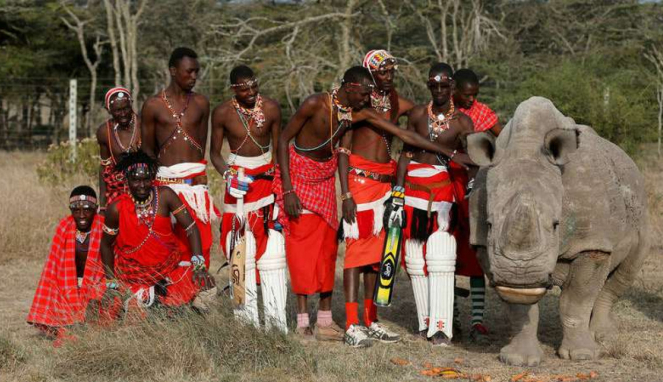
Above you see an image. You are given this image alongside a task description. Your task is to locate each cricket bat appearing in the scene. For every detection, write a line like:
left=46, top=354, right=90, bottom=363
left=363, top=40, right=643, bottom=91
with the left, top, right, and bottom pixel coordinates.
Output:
left=374, top=223, right=404, bottom=307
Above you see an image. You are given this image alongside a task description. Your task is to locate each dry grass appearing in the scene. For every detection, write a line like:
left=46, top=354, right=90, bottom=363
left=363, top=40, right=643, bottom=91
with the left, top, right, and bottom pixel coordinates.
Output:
left=0, top=148, right=662, bottom=382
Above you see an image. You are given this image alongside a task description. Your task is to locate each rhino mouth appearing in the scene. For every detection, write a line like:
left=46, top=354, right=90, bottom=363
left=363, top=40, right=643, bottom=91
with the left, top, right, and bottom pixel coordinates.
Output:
left=495, top=286, right=547, bottom=304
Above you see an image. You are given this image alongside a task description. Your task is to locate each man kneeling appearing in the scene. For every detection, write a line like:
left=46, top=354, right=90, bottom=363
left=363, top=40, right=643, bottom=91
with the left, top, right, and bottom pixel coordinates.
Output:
left=27, top=186, right=107, bottom=345
left=100, top=151, right=215, bottom=312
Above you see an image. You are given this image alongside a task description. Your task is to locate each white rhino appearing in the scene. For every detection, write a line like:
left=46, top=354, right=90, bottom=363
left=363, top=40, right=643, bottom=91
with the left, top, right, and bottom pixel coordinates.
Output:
left=468, top=97, right=649, bottom=366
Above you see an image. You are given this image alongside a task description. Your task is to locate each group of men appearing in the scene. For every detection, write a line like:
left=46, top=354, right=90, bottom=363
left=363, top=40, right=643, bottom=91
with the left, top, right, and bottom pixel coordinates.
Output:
left=28, top=47, right=502, bottom=349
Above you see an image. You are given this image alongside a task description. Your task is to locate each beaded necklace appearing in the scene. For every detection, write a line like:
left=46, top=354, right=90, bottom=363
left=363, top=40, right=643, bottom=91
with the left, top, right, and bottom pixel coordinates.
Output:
left=332, top=89, right=353, bottom=123
left=131, top=187, right=158, bottom=228
left=371, top=90, right=391, bottom=113
left=232, top=95, right=266, bottom=130
left=122, top=188, right=160, bottom=255
left=159, top=91, right=203, bottom=156
left=113, top=114, right=138, bottom=153
left=427, top=99, right=455, bottom=141
left=76, top=230, right=90, bottom=244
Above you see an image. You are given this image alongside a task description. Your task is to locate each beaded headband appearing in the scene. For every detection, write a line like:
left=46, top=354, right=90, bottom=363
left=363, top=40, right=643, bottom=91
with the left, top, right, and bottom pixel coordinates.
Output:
left=428, top=74, right=453, bottom=83
left=105, top=87, right=132, bottom=110
left=125, top=163, right=152, bottom=177
left=362, top=50, right=397, bottom=72
left=230, top=78, right=259, bottom=89
left=341, top=80, right=375, bottom=91
left=69, top=194, right=98, bottom=207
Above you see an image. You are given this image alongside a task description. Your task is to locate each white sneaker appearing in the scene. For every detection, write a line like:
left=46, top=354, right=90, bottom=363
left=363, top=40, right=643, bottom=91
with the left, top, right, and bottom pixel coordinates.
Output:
left=368, top=322, right=401, bottom=343
left=344, top=325, right=373, bottom=348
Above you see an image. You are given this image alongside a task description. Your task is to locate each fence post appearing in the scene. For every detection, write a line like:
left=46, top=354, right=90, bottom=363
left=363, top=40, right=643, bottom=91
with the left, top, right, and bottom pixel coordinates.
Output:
left=69, top=79, right=77, bottom=162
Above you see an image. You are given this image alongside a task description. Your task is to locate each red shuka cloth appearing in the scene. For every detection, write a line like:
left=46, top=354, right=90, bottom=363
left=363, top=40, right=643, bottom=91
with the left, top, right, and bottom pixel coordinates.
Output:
left=101, top=164, right=128, bottom=204
left=114, top=193, right=198, bottom=306
left=285, top=213, right=338, bottom=295
left=27, top=216, right=106, bottom=328
left=344, top=154, right=396, bottom=269
left=273, top=145, right=338, bottom=232
left=459, top=100, right=498, bottom=133
left=448, top=162, right=484, bottom=277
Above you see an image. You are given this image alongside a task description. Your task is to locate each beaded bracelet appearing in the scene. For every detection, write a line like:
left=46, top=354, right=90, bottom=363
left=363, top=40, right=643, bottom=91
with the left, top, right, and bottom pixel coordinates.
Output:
left=102, top=224, right=119, bottom=236
left=283, top=189, right=295, bottom=196
left=337, top=147, right=351, bottom=156
left=449, top=149, right=458, bottom=160
left=106, top=279, right=119, bottom=290
left=173, top=204, right=187, bottom=215
left=184, top=221, right=196, bottom=236
left=340, top=192, right=353, bottom=201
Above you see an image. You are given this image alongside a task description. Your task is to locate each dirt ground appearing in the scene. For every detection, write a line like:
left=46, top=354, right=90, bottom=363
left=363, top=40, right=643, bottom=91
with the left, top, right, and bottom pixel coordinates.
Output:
left=0, top=151, right=661, bottom=382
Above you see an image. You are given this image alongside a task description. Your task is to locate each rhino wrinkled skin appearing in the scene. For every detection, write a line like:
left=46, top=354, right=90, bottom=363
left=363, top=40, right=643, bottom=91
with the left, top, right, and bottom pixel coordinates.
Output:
left=468, top=97, right=649, bottom=366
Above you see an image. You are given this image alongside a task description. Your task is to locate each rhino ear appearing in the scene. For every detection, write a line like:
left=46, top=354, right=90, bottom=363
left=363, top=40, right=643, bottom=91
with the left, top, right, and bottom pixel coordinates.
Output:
left=468, top=132, right=496, bottom=166
left=544, top=128, right=578, bottom=165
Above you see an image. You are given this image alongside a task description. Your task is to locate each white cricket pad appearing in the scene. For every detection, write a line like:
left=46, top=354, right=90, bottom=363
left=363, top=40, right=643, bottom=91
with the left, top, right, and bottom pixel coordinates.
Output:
left=257, top=229, right=288, bottom=333
left=425, top=231, right=456, bottom=339
left=234, top=229, right=259, bottom=327
left=405, top=239, right=429, bottom=332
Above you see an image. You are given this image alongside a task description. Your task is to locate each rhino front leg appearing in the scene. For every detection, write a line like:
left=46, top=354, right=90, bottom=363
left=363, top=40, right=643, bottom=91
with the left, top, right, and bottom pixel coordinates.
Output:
left=500, top=303, right=543, bottom=366
left=558, top=251, right=610, bottom=360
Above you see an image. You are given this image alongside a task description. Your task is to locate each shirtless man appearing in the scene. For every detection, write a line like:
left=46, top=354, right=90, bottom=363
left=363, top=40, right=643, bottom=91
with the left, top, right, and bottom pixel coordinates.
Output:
left=141, top=47, right=219, bottom=267
left=210, top=65, right=287, bottom=332
left=274, top=66, right=461, bottom=343
left=394, top=63, right=475, bottom=346
left=97, top=87, right=142, bottom=209
left=337, top=50, right=414, bottom=346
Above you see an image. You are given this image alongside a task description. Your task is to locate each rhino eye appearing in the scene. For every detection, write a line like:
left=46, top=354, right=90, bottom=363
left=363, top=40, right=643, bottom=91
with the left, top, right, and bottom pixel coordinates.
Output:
left=553, top=220, right=560, bottom=230
left=486, top=220, right=492, bottom=230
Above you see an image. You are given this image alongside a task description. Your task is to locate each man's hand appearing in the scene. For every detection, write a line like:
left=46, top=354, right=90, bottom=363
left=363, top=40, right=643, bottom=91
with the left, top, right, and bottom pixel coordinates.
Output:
left=383, top=186, right=406, bottom=229
left=193, top=268, right=216, bottom=290
left=284, top=192, right=302, bottom=218
left=342, top=198, right=357, bottom=224
left=225, top=171, right=254, bottom=198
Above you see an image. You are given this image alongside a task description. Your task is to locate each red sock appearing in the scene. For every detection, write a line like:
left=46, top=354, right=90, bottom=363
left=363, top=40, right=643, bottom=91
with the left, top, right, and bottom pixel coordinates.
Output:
left=345, top=302, right=360, bottom=330
left=364, top=299, right=378, bottom=326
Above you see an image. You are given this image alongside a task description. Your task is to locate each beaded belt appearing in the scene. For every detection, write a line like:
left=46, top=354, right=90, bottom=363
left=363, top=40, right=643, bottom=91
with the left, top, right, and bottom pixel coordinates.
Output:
left=156, top=174, right=208, bottom=186
left=348, top=166, right=394, bottom=184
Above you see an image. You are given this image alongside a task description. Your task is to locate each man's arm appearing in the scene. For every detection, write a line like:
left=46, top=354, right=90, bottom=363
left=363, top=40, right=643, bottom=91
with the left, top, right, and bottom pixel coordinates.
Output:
left=140, top=98, right=158, bottom=158
left=163, top=187, right=214, bottom=288
left=489, top=120, right=503, bottom=137
left=198, top=95, right=211, bottom=153
left=277, top=95, right=318, bottom=218
left=96, top=124, right=109, bottom=208
left=210, top=105, right=228, bottom=176
left=100, top=202, right=119, bottom=280
left=356, top=108, right=459, bottom=161
left=270, top=100, right=282, bottom=165
left=338, top=129, right=355, bottom=223
left=398, top=96, right=416, bottom=119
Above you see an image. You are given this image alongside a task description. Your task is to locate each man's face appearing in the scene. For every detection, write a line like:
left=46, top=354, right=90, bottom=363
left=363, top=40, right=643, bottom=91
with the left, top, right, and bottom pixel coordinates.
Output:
left=345, top=80, right=372, bottom=110
left=127, top=171, right=153, bottom=201
left=454, top=82, right=479, bottom=109
left=109, top=97, right=133, bottom=126
left=70, top=202, right=96, bottom=232
left=372, top=62, right=397, bottom=93
left=427, top=73, right=454, bottom=106
left=170, top=57, right=200, bottom=92
left=232, top=77, right=259, bottom=107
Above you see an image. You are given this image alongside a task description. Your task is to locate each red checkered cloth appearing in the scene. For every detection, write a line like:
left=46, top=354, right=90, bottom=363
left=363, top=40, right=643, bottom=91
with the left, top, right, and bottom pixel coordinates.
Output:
left=459, top=100, right=498, bottom=132
left=273, top=145, right=338, bottom=232
left=27, top=216, right=105, bottom=328
left=101, top=163, right=127, bottom=204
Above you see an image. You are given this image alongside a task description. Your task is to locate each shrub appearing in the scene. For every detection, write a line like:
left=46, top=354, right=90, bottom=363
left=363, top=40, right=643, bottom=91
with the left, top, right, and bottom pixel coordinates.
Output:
left=37, top=138, right=98, bottom=186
